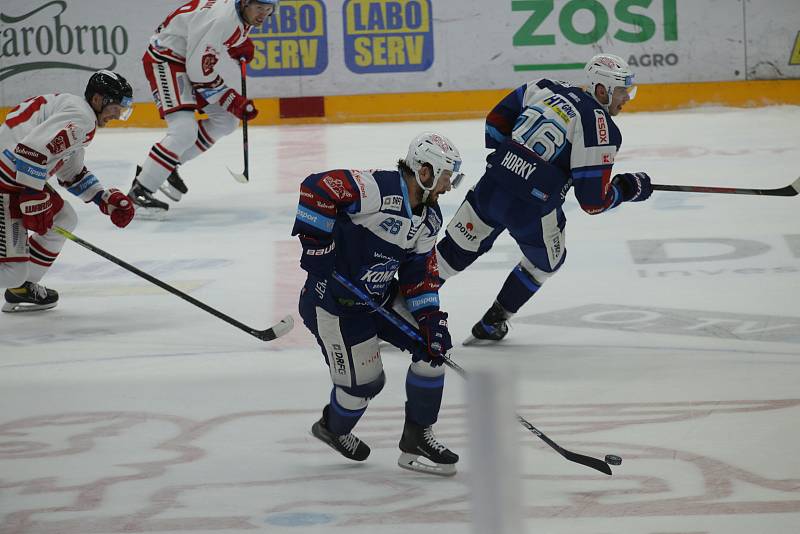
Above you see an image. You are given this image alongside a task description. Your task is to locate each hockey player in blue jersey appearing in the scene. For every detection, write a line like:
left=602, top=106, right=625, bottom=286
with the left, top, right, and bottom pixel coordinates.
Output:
left=436, top=53, right=653, bottom=343
left=292, top=133, right=463, bottom=476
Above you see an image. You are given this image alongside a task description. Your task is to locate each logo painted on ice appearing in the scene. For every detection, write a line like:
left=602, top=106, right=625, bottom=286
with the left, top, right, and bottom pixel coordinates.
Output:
left=360, top=258, right=399, bottom=296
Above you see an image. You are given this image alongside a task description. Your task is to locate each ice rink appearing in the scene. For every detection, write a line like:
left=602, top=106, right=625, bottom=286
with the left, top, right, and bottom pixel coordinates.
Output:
left=2, top=105, right=799, bottom=534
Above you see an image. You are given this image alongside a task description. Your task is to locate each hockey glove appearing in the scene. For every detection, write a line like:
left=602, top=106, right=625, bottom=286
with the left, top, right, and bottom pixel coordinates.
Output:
left=221, top=88, right=258, bottom=121
left=97, top=188, right=135, bottom=228
left=228, top=39, right=255, bottom=63
left=18, top=188, right=63, bottom=235
left=299, top=235, right=335, bottom=278
left=413, top=311, right=452, bottom=367
left=612, top=172, right=653, bottom=202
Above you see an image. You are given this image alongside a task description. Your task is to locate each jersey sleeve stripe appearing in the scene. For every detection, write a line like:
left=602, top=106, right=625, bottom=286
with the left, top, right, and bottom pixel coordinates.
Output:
left=406, top=292, right=440, bottom=313
left=295, top=205, right=335, bottom=233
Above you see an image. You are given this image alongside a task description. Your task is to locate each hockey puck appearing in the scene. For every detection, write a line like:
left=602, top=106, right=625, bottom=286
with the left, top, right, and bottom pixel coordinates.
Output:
left=605, top=454, right=622, bottom=466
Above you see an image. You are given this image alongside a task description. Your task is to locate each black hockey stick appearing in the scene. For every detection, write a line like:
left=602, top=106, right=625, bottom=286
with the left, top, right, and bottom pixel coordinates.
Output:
left=331, top=271, right=614, bottom=476
left=54, top=227, right=293, bottom=341
left=653, top=176, right=799, bottom=196
left=227, top=59, right=250, bottom=184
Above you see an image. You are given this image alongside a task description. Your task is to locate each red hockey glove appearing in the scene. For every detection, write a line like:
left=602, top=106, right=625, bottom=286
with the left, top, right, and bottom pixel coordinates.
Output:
left=613, top=172, right=653, bottom=202
left=413, top=311, right=452, bottom=367
left=220, top=88, right=258, bottom=121
left=98, top=188, right=135, bottom=228
left=18, top=188, right=63, bottom=235
left=228, top=38, right=255, bottom=63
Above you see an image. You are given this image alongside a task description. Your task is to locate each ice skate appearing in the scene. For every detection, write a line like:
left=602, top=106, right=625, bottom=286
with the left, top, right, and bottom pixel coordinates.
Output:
left=311, top=406, right=370, bottom=462
left=158, top=166, right=188, bottom=202
left=463, top=301, right=511, bottom=346
left=3, top=282, right=59, bottom=313
left=129, top=167, right=168, bottom=219
left=397, top=418, right=458, bottom=477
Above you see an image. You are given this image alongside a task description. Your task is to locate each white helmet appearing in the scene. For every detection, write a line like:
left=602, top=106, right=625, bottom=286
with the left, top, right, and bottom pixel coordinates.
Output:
left=405, top=132, right=463, bottom=200
left=585, top=53, right=637, bottom=111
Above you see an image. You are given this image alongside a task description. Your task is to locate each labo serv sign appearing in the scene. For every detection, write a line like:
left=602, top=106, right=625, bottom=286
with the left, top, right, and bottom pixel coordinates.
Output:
left=248, top=0, right=328, bottom=76
left=342, top=0, right=434, bottom=74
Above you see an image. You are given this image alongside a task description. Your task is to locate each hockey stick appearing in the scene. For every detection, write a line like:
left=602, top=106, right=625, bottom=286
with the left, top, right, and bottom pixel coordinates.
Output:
left=653, top=176, right=800, bottom=196
left=54, top=226, right=293, bottom=341
left=227, top=59, right=250, bottom=184
left=331, top=271, right=614, bottom=476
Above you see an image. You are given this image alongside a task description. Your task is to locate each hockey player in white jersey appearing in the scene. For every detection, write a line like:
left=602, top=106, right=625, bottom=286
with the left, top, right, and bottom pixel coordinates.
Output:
left=293, top=133, right=463, bottom=476
left=436, top=53, right=654, bottom=343
left=0, top=71, right=136, bottom=312
left=129, top=0, right=277, bottom=215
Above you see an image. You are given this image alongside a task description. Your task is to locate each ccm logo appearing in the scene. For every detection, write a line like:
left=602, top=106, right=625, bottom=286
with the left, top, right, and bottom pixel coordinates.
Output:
left=454, top=221, right=477, bottom=241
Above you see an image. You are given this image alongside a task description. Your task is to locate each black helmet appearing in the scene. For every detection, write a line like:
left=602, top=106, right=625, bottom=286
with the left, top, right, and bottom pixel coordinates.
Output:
left=85, top=70, right=134, bottom=119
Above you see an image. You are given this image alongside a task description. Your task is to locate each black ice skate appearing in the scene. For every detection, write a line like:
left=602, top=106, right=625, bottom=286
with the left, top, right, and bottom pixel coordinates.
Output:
left=3, top=281, right=59, bottom=313
left=158, top=166, right=188, bottom=202
left=311, top=406, right=370, bottom=462
left=129, top=167, right=169, bottom=218
left=463, top=301, right=511, bottom=346
left=398, top=419, right=458, bottom=477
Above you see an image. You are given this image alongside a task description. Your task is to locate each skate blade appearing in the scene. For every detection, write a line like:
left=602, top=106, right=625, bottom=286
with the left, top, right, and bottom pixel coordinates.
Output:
left=462, top=335, right=502, bottom=347
left=158, top=184, right=183, bottom=202
left=134, top=207, right=169, bottom=221
left=397, top=452, right=456, bottom=477
left=2, top=301, right=57, bottom=313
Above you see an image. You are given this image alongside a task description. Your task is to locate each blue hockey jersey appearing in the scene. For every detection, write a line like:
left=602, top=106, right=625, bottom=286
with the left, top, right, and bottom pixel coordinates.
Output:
left=292, top=168, right=443, bottom=315
left=485, top=78, right=625, bottom=214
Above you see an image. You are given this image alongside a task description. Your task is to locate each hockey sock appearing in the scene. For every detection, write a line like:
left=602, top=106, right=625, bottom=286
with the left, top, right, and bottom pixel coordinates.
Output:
left=496, top=264, right=542, bottom=314
left=404, top=368, right=444, bottom=427
left=326, top=388, right=367, bottom=435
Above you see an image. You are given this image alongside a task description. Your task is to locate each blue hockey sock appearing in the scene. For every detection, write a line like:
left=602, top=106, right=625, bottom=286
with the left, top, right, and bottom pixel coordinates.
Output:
left=326, top=389, right=366, bottom=435
left=405, top=368, right=444, bottom=426
left=496, top=264, right=541, bottom=313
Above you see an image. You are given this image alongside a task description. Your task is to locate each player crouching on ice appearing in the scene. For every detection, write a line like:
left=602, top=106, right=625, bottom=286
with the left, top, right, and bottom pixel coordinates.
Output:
left=436, top=53, right=654, bottom=344
left=293, top=133, right=464, bottom=476
left=129, top=0, right=278, bottom=216
left=0, top=71, right=136, bottom=313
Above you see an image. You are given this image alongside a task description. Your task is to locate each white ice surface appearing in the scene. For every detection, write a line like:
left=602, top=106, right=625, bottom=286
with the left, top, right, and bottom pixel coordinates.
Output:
left=1, top=106, right=799, bottom=534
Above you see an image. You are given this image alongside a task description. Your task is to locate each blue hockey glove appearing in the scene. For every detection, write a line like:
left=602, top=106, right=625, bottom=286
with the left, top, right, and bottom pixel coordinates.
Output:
left=299, top=235, right=335, bottom=278
left=413, top=311, right=452, bottom=367
left=613, top=172, right=653, bottom=202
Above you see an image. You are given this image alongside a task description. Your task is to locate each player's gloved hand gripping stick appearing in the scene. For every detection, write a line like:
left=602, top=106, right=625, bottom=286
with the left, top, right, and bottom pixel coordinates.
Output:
left=54, top=226, right=293, bottom=342
left=227, top=58, right=252, bottom=184
left=331, top=271, right=620, bottom=475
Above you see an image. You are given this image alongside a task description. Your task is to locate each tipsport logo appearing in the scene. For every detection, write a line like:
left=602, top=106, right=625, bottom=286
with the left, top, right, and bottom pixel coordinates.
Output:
left=248, top=0, right=328, bottom=76
left=342, top=0, right=434, bottom=74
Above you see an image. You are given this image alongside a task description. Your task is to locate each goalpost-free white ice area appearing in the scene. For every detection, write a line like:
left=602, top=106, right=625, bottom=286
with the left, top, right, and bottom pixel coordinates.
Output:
left=2, top=106, right=799, bottom=534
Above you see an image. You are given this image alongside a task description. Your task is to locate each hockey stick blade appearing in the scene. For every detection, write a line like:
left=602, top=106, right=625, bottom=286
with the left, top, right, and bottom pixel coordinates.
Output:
left=227, top=167, right=249, bottom=183
left=252, top=314, right=294, bottom=341
left=515, top=415, right=612, bottom=475
left=653, top=176, right=800, bottom=196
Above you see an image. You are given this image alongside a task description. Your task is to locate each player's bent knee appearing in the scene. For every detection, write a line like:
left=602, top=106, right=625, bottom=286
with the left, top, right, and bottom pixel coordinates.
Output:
left=519, top=257, right=556, bottom=285
left=54, top=200, right=78, bottom=232
left=341, top=370, right=386, bottom=401
left=410, top=360, right=445, bottom=378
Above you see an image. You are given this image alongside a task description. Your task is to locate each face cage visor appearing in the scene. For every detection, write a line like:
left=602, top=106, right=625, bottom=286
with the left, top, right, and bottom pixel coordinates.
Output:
left=103, top=95, right=134, bottom=121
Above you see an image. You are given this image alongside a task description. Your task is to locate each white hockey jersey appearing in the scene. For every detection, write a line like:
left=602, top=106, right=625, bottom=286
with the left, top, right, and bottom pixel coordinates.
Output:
left=147, top=0, right=250, bottom=105
left=0, top=93, right=104, bottom=202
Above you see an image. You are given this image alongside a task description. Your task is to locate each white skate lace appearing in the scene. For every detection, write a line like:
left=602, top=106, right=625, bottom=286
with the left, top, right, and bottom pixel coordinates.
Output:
left=28, top=282, right=48, bottom=300
left=423, top=427, right=447, bottom=453
left=338, top=433, right=360, bottom=454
